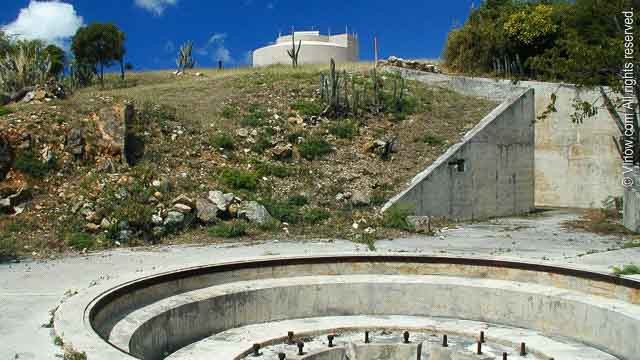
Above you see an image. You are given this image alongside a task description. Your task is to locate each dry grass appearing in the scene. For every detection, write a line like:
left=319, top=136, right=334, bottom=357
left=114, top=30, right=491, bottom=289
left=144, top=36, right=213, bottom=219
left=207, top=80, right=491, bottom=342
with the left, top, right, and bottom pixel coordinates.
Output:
left=563, top=209, right=632, bottom=236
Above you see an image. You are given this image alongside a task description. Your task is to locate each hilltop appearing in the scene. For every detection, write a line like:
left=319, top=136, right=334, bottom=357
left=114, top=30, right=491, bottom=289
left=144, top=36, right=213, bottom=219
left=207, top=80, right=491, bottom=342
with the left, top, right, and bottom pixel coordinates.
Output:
left=0, top=63, right=496, bottom=259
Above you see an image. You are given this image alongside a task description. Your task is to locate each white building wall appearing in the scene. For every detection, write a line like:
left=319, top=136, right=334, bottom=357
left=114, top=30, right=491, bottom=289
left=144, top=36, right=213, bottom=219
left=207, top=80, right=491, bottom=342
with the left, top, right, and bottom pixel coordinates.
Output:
left=253, top=31, right=359, bottom=67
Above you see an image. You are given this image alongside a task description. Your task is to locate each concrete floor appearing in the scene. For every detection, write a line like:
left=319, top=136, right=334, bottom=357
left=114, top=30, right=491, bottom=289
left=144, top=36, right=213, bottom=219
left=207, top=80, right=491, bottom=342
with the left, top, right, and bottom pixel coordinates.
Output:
left=1, top=210, right=639, bottom=359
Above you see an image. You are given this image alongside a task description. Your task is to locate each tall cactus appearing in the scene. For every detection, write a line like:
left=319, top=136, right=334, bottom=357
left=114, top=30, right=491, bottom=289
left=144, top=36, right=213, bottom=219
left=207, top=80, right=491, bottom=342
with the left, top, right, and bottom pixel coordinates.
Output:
left=287, top=31, right=302, bottom=68
left=176, top=41, right=196, bottom=73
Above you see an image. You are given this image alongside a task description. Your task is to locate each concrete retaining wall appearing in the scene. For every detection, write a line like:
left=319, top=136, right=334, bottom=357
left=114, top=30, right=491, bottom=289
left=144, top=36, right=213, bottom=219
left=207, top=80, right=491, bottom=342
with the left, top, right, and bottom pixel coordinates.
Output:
left=624, top=167, right=640, bottom=232
left=388, top=68, right=623, bottom=209
left=382, top=87, right=535, bottom=220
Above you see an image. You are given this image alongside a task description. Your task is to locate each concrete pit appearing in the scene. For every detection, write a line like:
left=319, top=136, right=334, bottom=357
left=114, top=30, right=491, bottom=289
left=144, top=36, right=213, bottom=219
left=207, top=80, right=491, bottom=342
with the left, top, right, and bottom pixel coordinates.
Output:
left=54, top=255, right=640, bottom=360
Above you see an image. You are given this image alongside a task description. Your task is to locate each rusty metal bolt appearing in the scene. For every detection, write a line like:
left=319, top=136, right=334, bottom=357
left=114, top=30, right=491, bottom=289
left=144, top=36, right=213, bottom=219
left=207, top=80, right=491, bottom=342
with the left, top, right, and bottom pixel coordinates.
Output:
left=520, top=342, right=527, bottom=356
left=442, top=334, right=448, bottom=347
left=252, top=343, right=260, bottom=357
left=278, top=353, right=286, bottom=360
left=327, top=334, right=335, bottom=348
left=287, top=331, right=294, bottom=345
left=365, top=331, right=370, bottom=343
left=403, top=331, right=410, bottom=344
left=477, top=341, right=482, bottom=355
left=480, top=331, right=485, bottom=343
left=297, top=341, right=305, bottom=355
left=503, top=352, right=507, bottom=360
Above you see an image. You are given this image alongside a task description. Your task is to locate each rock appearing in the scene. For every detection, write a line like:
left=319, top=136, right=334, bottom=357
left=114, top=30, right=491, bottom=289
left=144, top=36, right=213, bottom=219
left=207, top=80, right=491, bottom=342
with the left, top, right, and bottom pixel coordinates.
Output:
left=236, top=128, right=249, bottom=137
left=164, top=211, right=185, bottom=228
left=118, top=230, right=131, bottom=242
left=228, top=203, right=240, bottom=218
left=152, top=226, right=165, bottom=237
left=22, top=91, right=36, bottom=103
left=271, top=143, right=293, bottom=160
left=33, top=89, right=47, bottom=101
left=100, top=218, right=112, bottom=229
left=85, top=223, right=101, bottom=233
left=151, top=214, right=164, bottom=226
left=350, top=190, right=371, bottom=207
left=0, top=187, right=30, bottom=213
left=0, top=135, right=13, bottom=180
left=66, top=127, right=85, bottom=158
left=196, top=198, right=219, bottom=224
left=152, top=177, right=172, bottom=192
left=96, top=103, right=144, bottom=166
left=173, top=203, right=192, bottom=214
left=208, top=190, right=234, bottom=211
left=238, top=201, right=274, bottom=225
left=407, top=216, right=431, bottom=232
left=171, top=194, right=195, bottom=208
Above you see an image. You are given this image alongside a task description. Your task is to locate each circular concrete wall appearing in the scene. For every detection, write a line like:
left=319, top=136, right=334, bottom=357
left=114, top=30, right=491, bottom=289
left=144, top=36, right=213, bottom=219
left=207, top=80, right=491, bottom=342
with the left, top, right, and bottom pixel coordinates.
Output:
left=54, top=255, right=640, bottom=360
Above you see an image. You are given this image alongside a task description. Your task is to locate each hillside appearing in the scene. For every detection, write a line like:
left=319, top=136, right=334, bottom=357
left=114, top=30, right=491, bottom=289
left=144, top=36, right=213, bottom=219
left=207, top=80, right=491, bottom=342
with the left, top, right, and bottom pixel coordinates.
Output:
left=0, top=64, right=497, bottom=259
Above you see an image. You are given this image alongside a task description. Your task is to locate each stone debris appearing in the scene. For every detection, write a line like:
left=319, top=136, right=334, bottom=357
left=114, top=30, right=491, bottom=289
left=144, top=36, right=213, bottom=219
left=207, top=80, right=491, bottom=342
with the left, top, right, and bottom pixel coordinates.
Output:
left=379, top=56, right=442, bottom=73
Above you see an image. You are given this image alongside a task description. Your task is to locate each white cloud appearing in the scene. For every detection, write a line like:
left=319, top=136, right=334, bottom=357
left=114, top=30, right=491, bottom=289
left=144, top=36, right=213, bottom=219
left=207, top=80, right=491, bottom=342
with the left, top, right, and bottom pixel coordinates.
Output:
left=2, top=1, right=83, bottom=46
left=215, top=47, right=231, bottom=63
left=208, top=33, right=227, bottom=45
left=134, top=0, right=178, bottom=16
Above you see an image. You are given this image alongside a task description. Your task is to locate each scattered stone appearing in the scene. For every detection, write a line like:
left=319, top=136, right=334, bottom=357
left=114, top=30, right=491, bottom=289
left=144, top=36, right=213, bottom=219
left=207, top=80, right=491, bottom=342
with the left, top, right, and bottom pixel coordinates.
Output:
left=350, top=190, right=371, bottom=207
left=238, top=201, right=274, bottom=225
left=100, top=218, right=112, bottom=229
left=66, top=127, right=85, bottom=159
left=85, top=223, right=101, bottom=233
left=195, top=198, right=218, bottom=224
left=272, top=143, right=293, bottom=160
left=151, top=214, right=164, bottom=226
left=164, top=211, right=185, bottom=227
left=407, top=216, right=431, bottom=232
left=380, top=56, right=441, bottom=73
left=236, top=128, right=249, bottom=137
left=171, top=194, right=195, bottom=208
left=0, top=135, right=13, bottom=180
left=208, top=190, right=234, bottom=211
left=173, top=203, right=192, bottom=214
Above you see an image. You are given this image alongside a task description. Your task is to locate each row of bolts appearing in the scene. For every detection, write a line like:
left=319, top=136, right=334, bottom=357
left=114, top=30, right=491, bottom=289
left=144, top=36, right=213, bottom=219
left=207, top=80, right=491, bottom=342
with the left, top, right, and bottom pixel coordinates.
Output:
left=251, top=331, right=554, bottom=359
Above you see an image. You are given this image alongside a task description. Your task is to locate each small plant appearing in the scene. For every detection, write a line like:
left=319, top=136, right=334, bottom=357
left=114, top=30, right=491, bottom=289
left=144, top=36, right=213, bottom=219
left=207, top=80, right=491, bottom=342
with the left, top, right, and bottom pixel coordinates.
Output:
left=14, top=151, right=57, bottom=178
left=63, top=347, right=87, bottom=360
left=287, top=30, right=302, bottom=67
left=299, top=136, right=332, bottom=160
left=66, top=232, right=95, bottom=250
left=220, top=168, right=258, bottom=191
left=0, top=106, right=13, bottom=116
left=54, top=335, right=64, bottom=346
left=211, top=133, right=235, bottom=151
left=208, top=221, right=248, bottom=238
left=302, top=208, right=331, bottom=224
left=0, top=235, right=17, bottom=261
left=176, top=41, right=196, bottom=73
left=291, top=99, right=324, bottom=117
left=221, top=105, right=238, bottom=119
left=419, top=133, right=446, bottom=146
left=255, top=161, right=292, bottom=178
left=288, top=194, right=309, bottom=206
left=264, top=200, right=302, bottom=224
left=240, top=105, right=266, bottom=127
left=382, top=204, right=415, bottom=231
left=251, top=132, right=273, bottom=153
left=328, top=119, right=359, bottom=139
left=612, top=264, right=640, bottom=276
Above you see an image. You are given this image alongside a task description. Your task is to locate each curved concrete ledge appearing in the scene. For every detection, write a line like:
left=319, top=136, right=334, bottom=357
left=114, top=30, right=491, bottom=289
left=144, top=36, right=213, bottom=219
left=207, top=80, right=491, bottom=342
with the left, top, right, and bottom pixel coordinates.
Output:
left=168, top=316, right=617, bottom=360
left=54, top=255, right=640, bottom=360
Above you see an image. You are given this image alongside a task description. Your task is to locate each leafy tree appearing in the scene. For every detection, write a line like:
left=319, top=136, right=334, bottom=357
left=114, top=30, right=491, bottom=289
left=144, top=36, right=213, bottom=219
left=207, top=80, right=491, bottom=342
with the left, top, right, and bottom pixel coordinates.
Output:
left=42, top=44, right=65, bottom=78
left=71, top=23, right=126, bottom=84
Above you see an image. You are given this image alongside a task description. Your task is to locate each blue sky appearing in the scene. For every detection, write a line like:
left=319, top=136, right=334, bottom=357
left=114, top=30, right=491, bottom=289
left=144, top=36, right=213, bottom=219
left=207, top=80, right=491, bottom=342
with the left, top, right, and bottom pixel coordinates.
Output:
left=1, top=0, right=475, bottom=71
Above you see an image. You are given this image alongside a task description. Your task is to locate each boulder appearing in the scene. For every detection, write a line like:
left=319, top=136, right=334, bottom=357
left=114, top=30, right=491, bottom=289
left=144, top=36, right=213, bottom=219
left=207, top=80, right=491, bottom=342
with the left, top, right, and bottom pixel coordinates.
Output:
left=96, top=103, right=144, bottom=166
left=164, top=211, right=185, bottom=228
left=195, top=198, right=219, bottom=224
left=238, top=201, right=274, bottom=225
left=208, top=190, right=234, bottom=211
left=66, top=127, right=85, bottom=158
left=171, top=194, right=195, bottom=208
left=173, top=203, right=192, bottom=214
left=0, top=135, right=13, bottom=180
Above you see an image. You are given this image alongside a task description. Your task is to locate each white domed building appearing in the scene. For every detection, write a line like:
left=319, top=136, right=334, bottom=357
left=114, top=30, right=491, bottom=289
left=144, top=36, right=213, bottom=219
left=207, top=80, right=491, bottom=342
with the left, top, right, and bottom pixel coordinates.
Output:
left=252, top=31, right=359, bottom=67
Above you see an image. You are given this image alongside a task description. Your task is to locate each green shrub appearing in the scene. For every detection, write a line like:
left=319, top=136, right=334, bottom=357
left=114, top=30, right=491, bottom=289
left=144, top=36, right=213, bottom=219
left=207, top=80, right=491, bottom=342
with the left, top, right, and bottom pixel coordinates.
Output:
left=382, top=204, right=415, bottom=231
left=221, top=105, right=238, bottom=119
left=612, top=264, right=640, bottom=276
left=240, top=105, right=266, bottom=127
left=14, top=151, right=57, bottom=178
left=211, top=133, right=235, bottom=151
left=291, top=99, right=324, bottom=117
left=251, top=133, right=273, bottom=153
left=66, top=232, right=95, bottom=250
left=264, top=200, right=302, bottom=224
left=255, top=162, right=292, bottom=178
left=418, top=133, right=446, bottom=146
left=220, top=168, right=258, bottom=190
left=288, top=194, right=309, bottom=206
left=302, top=208, right=331, bottom=224
left=329, top=119, right=359, bottom=139
left=0, top=106, right=13, bottom=116
left=208, top=221, right=248, bottom=238
left=0, top=235, right=17, bottom=260
left=299, top=136, right=332, bottom=160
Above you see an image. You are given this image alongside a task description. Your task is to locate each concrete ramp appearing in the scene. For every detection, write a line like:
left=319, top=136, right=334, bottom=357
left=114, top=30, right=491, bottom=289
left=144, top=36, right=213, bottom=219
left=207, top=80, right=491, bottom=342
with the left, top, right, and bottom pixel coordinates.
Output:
left=382, top=88, right=535, bottom=220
